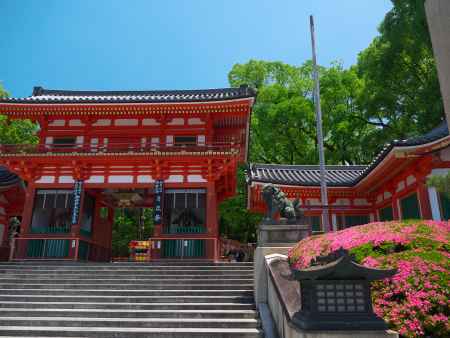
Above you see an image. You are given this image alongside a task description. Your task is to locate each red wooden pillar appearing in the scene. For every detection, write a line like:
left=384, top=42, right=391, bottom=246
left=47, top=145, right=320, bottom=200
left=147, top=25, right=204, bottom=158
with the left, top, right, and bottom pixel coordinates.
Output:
left=13, top=183, right=36, bottom=260
left=387, top=183, right=400, bottom=220
left=206, top=180, right=218, bottom=261
left=19, top=184, right=36, bottom=236
left=415, top=159, right=433, bottom=220
left=417, top=180, right=432, bottom=219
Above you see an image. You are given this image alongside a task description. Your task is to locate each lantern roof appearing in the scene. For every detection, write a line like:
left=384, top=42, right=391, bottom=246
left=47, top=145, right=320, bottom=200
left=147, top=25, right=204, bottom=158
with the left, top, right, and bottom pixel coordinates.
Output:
left=0, top=166, right=20, bottom=188
left=289, top=249, right=397, bottom=281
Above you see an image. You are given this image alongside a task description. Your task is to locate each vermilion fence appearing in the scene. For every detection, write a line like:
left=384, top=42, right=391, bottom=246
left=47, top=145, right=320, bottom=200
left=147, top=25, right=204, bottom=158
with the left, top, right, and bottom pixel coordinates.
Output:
left=0, top=142, right=241, bottom=155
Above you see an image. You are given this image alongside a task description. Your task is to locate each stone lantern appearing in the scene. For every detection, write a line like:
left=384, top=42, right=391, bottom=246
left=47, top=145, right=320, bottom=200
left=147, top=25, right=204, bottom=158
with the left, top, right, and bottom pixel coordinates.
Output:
left=288, top=248, right=397, bottom=330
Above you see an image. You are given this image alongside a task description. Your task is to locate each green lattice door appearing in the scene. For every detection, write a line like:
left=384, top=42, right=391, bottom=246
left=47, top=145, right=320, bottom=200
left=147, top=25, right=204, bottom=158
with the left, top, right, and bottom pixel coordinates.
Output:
left=400, top=193, right=421, bottom=219
left=379, top=206, right=394, bottom=221
left=440, top=193, right=450, bottom=220
left=27, top=239, right=70, bottom=258
left=162, top=239, right=205, bottom=258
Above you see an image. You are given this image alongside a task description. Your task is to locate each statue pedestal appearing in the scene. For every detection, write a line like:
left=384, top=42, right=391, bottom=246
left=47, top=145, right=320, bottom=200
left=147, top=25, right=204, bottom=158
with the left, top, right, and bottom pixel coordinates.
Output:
left=258, top=223, right=311, bottom=247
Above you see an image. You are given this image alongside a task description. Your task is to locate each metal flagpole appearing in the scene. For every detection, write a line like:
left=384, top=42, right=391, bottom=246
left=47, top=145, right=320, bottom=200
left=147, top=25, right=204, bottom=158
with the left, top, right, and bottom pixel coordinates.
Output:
left=309, top=15, right=330, bottom=232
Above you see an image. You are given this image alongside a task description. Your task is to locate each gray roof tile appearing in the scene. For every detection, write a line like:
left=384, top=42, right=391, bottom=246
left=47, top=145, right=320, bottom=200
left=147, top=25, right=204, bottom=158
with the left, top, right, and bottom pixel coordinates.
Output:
left=0, top=86, right=256, bottom=104
left=247, top=121, right=449, bottom=187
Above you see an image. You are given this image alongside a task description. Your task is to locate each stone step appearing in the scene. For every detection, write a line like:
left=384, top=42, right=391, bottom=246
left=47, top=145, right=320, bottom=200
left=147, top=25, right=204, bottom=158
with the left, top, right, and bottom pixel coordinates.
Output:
left=0, top=261, right=261, bottom=337
left=0, top=302, right=256, bottom=311
left=0, top=283, right=253, bottom=290
left=0, top=317, right=261, bottom=329
left=0, top=326, right=263, bottom=338
left=0, top=295, right=255, bottom=304
left=0, top=270, right=253, bottom=276
left=0, top=274, right=253, bottom=283
left=0, top=308, right=258, bottom=319
left=0, top=289, right=253, bottom=297
left=0, top=266, right=254, bottom=271
left=0, top=261, right=253, bottom=266
left=0, top=278, right=253, bottom=284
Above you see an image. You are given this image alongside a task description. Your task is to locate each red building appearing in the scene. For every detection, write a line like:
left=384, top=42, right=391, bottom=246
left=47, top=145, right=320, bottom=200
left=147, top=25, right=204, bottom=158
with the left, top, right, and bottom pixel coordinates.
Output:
left=247, top=122, right=450, bottom=231
left=0, top=86, right=256, bottom=261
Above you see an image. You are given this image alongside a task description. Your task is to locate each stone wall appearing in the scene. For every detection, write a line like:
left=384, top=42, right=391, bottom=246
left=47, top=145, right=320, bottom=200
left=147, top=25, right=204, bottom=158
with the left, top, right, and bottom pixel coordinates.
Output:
left=425, top=0, right=450, bottom=129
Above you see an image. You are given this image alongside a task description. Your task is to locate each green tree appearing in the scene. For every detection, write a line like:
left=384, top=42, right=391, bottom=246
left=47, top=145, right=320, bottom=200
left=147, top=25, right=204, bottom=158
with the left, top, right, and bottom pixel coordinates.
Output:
left=356, top=0, right=444, bottom=152
left=219, top=165, right=262, bottom=243
left=0, top=83, right=39, bottom=145
left=0, top=83, right=8, bottom=98
left=111, top=208, right=154, bottom=257
left=229, top=60, right=374, bottom=165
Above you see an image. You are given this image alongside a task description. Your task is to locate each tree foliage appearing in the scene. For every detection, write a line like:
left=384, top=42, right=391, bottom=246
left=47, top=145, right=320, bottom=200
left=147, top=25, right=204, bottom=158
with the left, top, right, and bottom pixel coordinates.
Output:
left=228, top=0, right=444, bottom=167
left=111, top=208, right=154, bottom=258
left=229, top=60, right=375, bottom=165
left=427, top=173, right=450, bottom=198
left=356, top=0, right=443, bottom=150
left=0, top=83, right=39, bottom=145
left=219, top=166, right=262, bottom=243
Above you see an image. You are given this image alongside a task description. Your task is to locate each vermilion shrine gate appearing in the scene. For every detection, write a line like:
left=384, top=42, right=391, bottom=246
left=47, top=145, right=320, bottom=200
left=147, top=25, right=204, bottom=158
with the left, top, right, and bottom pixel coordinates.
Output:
left=0, top=86, right=256, bottom=261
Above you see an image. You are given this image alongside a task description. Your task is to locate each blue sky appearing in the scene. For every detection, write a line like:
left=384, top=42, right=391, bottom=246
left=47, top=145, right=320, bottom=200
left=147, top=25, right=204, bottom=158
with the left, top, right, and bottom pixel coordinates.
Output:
left=1, top=0, right=392, bottom=97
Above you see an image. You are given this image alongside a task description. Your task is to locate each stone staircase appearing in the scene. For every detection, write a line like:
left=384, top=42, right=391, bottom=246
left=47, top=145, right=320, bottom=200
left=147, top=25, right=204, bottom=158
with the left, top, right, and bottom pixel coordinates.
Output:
left=0, top=261, right=263, bottom=337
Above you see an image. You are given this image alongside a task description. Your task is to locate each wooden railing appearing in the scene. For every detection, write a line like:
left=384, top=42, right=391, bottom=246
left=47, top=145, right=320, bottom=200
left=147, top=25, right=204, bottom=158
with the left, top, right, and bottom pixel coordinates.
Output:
left=0, top=142, right=241, bottom=155
left=30, top=226, right=70, bottom=234
left=12, top=237, right=110, bottom=261
left=162, top=226, right=206, bottom=234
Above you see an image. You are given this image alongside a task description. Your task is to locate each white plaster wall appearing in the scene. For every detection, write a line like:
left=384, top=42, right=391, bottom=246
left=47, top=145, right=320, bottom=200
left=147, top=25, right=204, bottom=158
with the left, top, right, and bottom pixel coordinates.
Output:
left=396, top=181, right=405, bottom=193
left=430, top=168, right=450, bottom=176
left=92, top=119, right=111, bottom=126
left=197, top=135, right=206, bottom=145
left=354, top=198, right=370, bottom=206
left=305, top=198, right=321, bottom=206
left=167, top=118, right=184, bottom=126
left=406, top=175, right=416, bottom=186
left=48, top=119, right=65, bottom=127
left=428, top=187, right=442, bottom=221
left=86, top=176, right=105, bottom=183
left=439, top=146, right=450, bottom=161
left=377, top=194, right=383, bottom=203
left=0, top=224, right=4, bottom=246
left=187, top=175, right=206, bottom=183
left=69, top=119, right=85, bottom=127
left=76, top=136, right=84, bottom=145
left=384, top=191, right=392, bottom=199
left=0, top=194, right=8, bottom=204
left=166, top=175, right=184, bottom=183
left=188, top=118, right=204, bottom=125
left=142, top=118, right=160, bottom=126
left=166, top=135, right=174, bottom=146
left=331, top=214, right=337, bottom=231
left=58, top=176, right=75, bottom=184
left=333, top=198, right=350, bottom=206
left=108, top=175, right=133, bottom=183
left=137, top=175, right=154, bottom=183
left=35, top=176, right=55, bottom=184
left=115, top=119, right=138, bottom=126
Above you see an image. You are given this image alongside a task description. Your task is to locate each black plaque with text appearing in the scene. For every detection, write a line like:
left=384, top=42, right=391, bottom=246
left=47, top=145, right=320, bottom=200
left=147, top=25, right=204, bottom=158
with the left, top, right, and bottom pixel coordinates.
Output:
left=154, top=180, right=164, bottom=225
left=71, top=180, right=83, bottom=225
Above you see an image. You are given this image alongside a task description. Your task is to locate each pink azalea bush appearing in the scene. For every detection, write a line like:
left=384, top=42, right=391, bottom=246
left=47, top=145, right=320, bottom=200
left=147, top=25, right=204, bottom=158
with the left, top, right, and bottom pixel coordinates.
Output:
left=288, top=221, right=450, bottom=337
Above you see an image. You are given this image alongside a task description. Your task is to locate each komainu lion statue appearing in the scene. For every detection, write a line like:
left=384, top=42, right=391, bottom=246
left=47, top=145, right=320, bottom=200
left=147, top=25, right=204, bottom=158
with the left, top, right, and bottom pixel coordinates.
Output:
left=262, top=184, right=303, bottom=224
